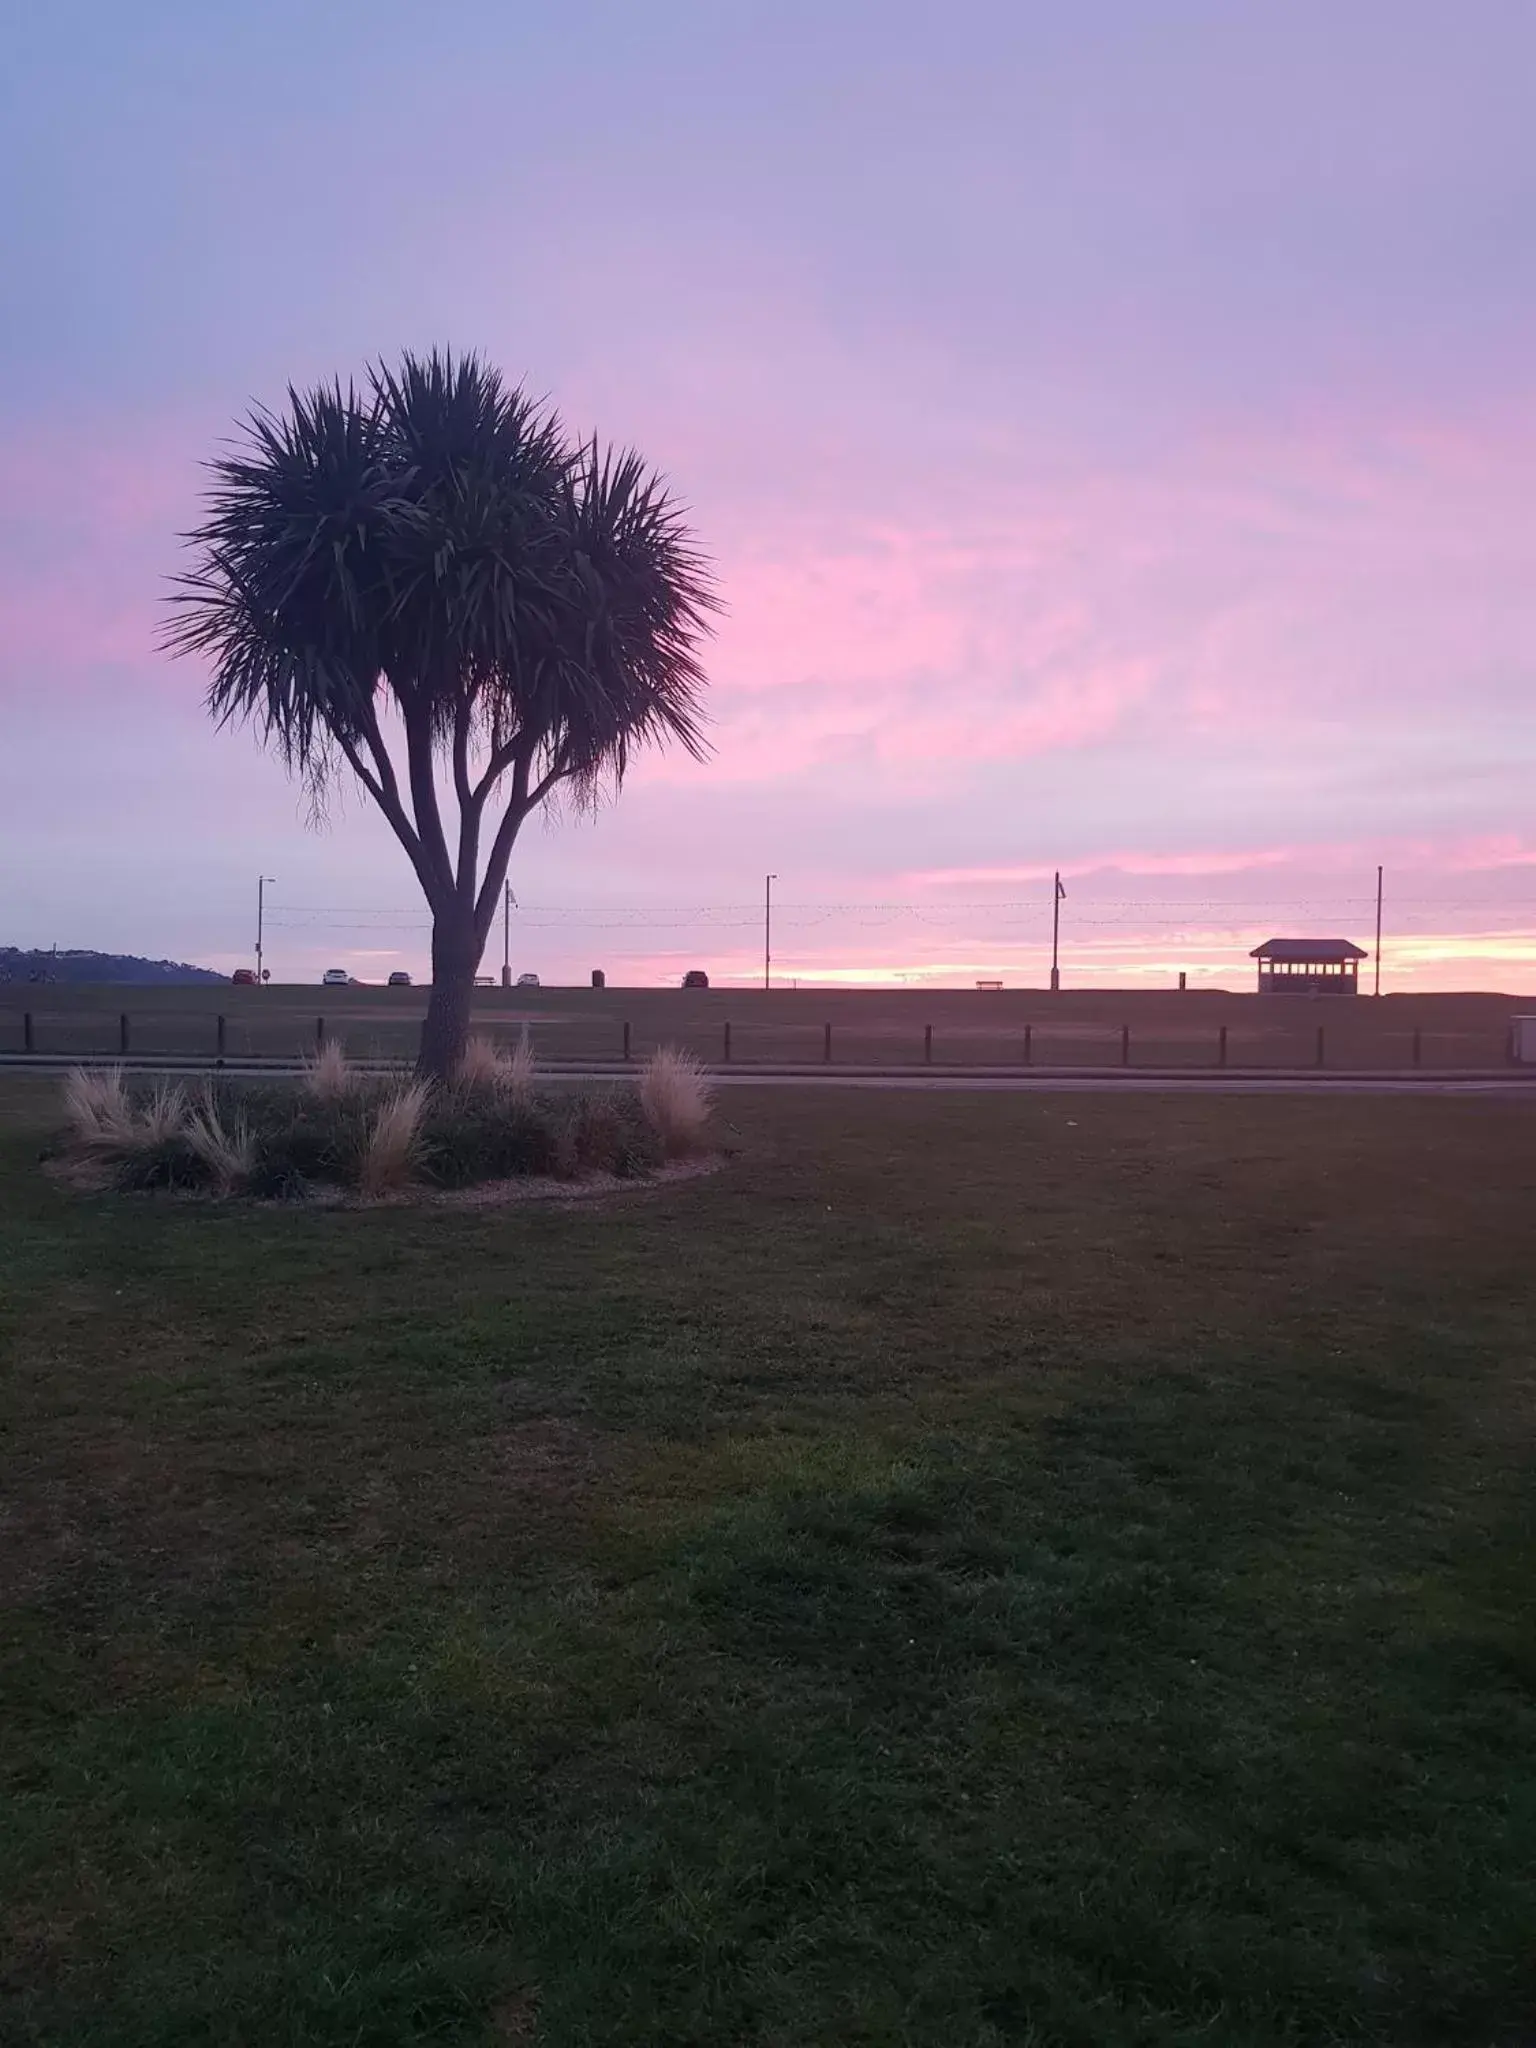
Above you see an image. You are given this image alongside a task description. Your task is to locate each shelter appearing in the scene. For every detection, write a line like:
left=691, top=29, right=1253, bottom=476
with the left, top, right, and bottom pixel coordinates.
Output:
left=1250, top=938, right=1367, bottom=995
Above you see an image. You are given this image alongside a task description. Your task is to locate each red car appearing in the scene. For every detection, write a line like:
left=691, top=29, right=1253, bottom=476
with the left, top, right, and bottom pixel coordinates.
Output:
left=231, top=968, right=257, bottom=985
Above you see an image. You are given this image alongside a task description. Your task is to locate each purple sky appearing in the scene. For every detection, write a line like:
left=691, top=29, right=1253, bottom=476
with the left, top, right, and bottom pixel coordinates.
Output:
left=5, top=0, right=1536, bottom=988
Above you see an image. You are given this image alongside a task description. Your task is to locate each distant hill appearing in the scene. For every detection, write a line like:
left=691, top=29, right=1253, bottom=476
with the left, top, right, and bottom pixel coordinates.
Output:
left=0, top=948, right=225, bottom=986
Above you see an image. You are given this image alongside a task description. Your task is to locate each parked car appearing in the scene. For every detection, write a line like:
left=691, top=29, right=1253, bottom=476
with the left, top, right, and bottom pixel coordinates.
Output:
left=387, top=970, right=412, bottom=987
left=322, top=967, right=349, bottom=987
left=682, top=969, right=710, bottom=989
left=231, top=968, right=257, bottom=986
left=474, top=974, right=496, bottom=987
left=516, top=971, right=540, bottom=988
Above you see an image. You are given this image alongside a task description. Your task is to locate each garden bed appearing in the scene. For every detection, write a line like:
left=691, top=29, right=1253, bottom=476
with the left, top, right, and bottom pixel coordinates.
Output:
left=49, top=1039, right=715, bottom=1202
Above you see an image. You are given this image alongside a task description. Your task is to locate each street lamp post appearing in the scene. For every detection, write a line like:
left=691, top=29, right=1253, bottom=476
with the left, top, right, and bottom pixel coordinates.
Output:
left=764, top=874, right=776, bottom=991
left=1374, top=864, right=1383, bottom=996
left=256, top=875, right=276, bottom=984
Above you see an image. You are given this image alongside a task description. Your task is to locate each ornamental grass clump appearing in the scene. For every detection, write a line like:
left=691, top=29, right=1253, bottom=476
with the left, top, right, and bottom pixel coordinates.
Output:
left=184, top=1094, right=257, bottom=1195
left=456, top=1029, right=537, bottom=1104
left=61, top=1066, right=135, bottom=1151
left=302, top=1040, right=354, bottom=1101
left=359, top=1084, right=429, bottom=1198
left=638, top=1046, right=714, bottom=1157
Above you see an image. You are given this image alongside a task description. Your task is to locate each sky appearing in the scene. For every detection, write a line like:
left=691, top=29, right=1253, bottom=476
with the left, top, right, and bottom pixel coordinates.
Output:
left=4, top=0, right=1536, bottom=990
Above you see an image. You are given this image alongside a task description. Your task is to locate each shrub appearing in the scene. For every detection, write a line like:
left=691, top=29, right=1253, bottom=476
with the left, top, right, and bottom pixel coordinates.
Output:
left=504, top=1026, right=537, bottom=1104
left=251, top=1090, right=378, bottom=1189
left=244, top=1155, right=315, bottom=1203
left=303, top=1039, right=354, bottom=1101
left=639, top=1046, right=714, bottom=1157
left=359, top=1083, right=429, bottom=1197
left=567, top=1093, right=665, bottom=1178
left=421, top=1092, right=562, bottom=1187
left=112, top=1133, right=212, bottom=1193
left=420, top=1086, right=658, bottom=1186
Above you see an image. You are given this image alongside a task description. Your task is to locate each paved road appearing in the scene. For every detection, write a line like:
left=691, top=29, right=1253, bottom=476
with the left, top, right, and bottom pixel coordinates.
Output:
left=5, top=1056, right=1536, bottom=1097
left=706, top=1074, right=1536, bottom=1095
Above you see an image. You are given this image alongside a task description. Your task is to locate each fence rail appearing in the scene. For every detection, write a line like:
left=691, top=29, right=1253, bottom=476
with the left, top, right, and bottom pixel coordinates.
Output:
left=0, top=1008, right=1521, bottom=1072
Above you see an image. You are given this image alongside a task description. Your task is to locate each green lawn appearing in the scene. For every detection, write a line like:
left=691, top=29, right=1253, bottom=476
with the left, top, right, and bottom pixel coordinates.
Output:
left=3, top=1076, right=1536, bottom=2045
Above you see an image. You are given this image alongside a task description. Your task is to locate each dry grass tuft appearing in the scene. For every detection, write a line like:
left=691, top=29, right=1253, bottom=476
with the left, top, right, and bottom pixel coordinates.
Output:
left=134, top=1082, right=189, bottom=1147
left=638, top=1046, right=715, bottom=1158
left=456, top=1028, right=537, bottom=1104
left=61, top=1066, right=135, bottom=1150
left=303, top=1040, right=354, bottom=1101
left=457, top=1034, right=506, bottom=1089
left=359, top=1082, right=429, bottom=1197
left=60, top=1069, right=189, bottom=1166
left=184, top=1094, right=256, bottom=1195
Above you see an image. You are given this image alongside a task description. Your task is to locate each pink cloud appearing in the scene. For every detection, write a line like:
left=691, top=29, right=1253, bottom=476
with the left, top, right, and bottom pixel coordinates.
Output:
left=909, top=833, right=1536, bottom=892
left=13, top=378, right=1536, bottom=767
left=910, top=845, right=1305, bottom=887
left=643, top=393, right=1536, bottom=796
left=0, top=418, right=208, bottom=672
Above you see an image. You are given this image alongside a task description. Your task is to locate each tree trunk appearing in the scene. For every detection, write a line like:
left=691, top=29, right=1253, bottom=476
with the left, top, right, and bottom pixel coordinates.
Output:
left=416, top=909, right=483, bottom=1081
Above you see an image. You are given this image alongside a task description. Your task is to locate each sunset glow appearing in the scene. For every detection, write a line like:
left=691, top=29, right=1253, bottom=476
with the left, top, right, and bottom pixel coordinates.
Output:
left=4, top=4, right=1534, bottom=992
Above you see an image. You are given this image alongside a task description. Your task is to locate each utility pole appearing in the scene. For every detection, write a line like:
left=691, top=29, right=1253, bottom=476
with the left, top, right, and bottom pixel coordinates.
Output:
left=256, top=876, right=275, bottom=983
left=501, top=880, right=516, bottom=988
left=1374, top=864, right=1383, bottom=996
left=1050, top=871, right=1064, bottom=992
left=764, top=874, right=776, bottom=991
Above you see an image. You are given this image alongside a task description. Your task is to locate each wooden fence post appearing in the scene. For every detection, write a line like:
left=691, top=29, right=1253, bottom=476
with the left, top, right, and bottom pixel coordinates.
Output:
left=1120, top=1023, right=1130, bottom=1067
left=723, top=1021, right=732, bottom=1063
left=119, top=1012, right=130, bottom=1056
left=924, top=1023, right=933, bottom=1065
left=1412, top=1027, right=1422, bottom=1069
left=622, top=1020, right=631, bottom=1062
left=316, top=1015, right=325, bottom=1052
left=1218, top=1025, right=1228, bottom=1068
left=1023, top=1023, right=1032, bottom=1066
left=216, top=1014, right=227, bottom=1060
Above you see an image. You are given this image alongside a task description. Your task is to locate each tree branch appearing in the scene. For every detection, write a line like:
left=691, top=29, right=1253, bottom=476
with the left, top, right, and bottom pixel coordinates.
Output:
left=473, top=747, right=535, bottom=944
left=527, top=762, right=565, bottom=810
left=452, top=699, right=475, bottom=813
left=451, top=699, right=481, bottom=909
left=471, top=754, right=574, bottom=944
left=334, top=723, right=440, bottom=908
left=470, top=732, right=524, bottom=805
left=354, top=702, right=417, bottom=847
left=399, top=695, right=456, bottom=903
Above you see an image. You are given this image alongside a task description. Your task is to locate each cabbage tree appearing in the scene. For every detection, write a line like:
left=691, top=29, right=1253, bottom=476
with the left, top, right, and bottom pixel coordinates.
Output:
left=168, top=349, right=713, bottom=1077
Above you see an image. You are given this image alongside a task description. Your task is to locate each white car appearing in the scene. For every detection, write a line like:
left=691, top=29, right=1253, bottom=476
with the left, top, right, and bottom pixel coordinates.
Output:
left=321, top=967, right=350, bottom=987
left=516, top=972, right=540, bottom=988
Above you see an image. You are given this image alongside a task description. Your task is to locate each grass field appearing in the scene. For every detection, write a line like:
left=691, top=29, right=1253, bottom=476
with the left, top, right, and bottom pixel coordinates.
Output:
left=1, top=981, right=1530, bottom=1070
left=5, top=1074, right=1536, bottom=2044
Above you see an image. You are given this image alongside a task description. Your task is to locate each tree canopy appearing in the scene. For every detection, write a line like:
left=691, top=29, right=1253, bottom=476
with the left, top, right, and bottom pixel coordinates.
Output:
left=167, top=349, right=715, bottom=1072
